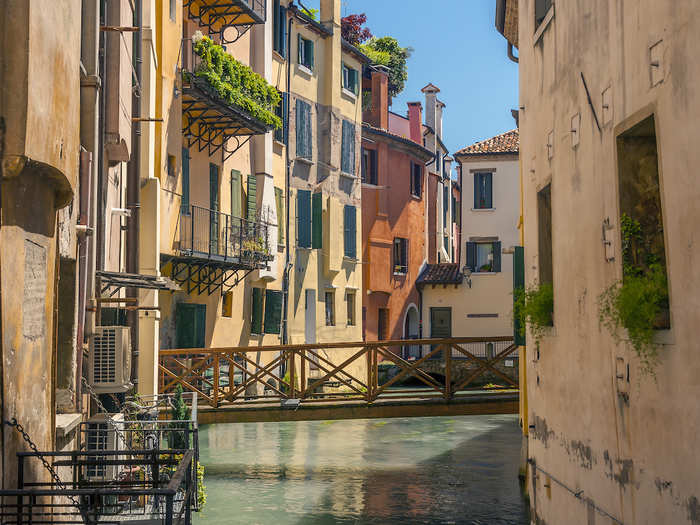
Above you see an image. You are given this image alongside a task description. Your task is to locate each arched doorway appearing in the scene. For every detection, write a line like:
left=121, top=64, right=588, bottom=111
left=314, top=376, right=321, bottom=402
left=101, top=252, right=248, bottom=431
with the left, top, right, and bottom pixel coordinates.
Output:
left=403, top=305, right=420, bottom=360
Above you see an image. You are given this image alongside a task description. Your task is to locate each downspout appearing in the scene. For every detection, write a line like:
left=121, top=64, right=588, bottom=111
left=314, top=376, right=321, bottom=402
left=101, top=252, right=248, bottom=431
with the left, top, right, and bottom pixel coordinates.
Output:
left=508, top=43, right=519, bottom=63
left=126, top=0, right=142, bottom=383
left=281, top=13, right=294, bottom=346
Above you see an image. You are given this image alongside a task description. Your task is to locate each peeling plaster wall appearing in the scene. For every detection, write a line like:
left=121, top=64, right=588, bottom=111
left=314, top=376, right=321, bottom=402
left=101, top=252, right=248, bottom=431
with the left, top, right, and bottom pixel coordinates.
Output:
left=517, top=0, right=700, bottom=523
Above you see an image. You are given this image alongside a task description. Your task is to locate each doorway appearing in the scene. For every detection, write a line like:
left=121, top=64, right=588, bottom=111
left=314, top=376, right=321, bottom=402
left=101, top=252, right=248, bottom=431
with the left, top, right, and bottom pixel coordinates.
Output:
left=430, top=307, right=451, bottom=356
left=403, top=306, right=420, bottom=359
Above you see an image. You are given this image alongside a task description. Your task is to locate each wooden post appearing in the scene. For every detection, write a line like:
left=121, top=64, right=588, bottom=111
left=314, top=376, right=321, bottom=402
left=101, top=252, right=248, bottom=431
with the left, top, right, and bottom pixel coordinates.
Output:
left=289, top=350, right=296, bottom=398
left=300, top=349, right=306, bottom=398
left=444, top=343, right=452, bottom=400
left=213, top=354, right=220, bottom=408
left=366, top=346, right=372, bottom=402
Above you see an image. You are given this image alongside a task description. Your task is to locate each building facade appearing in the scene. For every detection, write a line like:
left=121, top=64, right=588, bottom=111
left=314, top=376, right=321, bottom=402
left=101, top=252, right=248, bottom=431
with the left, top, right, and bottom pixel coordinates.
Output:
left=497, top=1, right=700, bottom=523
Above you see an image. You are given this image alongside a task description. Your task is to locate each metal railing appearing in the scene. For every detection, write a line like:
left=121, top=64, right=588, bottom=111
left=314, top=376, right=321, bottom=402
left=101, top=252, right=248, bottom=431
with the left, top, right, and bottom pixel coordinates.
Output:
left=183, top=0, right=267, bottom=29
left=179, top=205, right=272, bottom=265
left=159, top=337, right=518, bottom=409
left=0, top=450, right=195, bottom=525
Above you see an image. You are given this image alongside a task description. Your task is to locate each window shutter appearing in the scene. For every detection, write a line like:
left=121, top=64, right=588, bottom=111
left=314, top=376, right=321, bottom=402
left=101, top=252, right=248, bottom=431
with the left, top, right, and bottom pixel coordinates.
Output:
left=296, top=99, right=303, bottom=156
left=275, top=187, right=284, bottom=244
left=296, top=100, right=311, bottom=159
left=251, top=288, right=264, bottom=334
left=297, top=33, right=303, bottom=64
left=296, top=190, right=311, bottom=248
left=282, top=93, right=289, bottom=143
left=466, top=242, right=477, bottom=272
left=493, top=241, right=502, bottom=272
left=344, top=205, right=356, bottom=258
left=371, top=149, right=378, bottom=185
left=312, top=192, right=323, bottom=249
left=341, top=121, right=355, bottom=175
left=195, top=305, right=206, bottom=348
left=304, top=102, right=312, bottom=158
left=181, top=147, right=190, bottom=214
left=280, top=6, right=287, bottom=57
left=473, top=174, right=480, bottom=209
left=485, top=172, right=493, bottom=208
left=308, top=39, right=315, bottom=69
left=263, top=290, right=283, bottom=334
left=352, top=69, right=359, bottom=95
left=230, top=170, right=242, bottom=218
left=209, top=164, right=219, bottom=213
left=246, top=174, right=257, bottom=220
left=175, top=304, right=195, bottom=349
left=273, top=0, right=280, bottom=52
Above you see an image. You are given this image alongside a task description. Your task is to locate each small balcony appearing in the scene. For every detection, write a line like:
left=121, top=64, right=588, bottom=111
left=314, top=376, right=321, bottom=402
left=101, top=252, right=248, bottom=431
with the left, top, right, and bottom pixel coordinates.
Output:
left=180, top=36, right=281, bottom=160
left=179, top=205, right=273, bottom=267
left=184, top=0, right=266, bottom=34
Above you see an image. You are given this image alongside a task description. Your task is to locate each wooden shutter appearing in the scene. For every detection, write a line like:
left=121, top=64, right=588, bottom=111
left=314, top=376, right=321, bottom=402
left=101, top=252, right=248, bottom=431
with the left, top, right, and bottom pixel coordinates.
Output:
left=246, top=174, right=257, bottom=220
left=176, top=304, right=205, bottom=348
left=296, top=100, right=311, bottom=159
left=275, top=187, right=284, bottom=244
left=344, top=205, right=356, bottom=258
left=304, top=102, right=312, bottom=158
left=370, top=149, right=378, bottom=185
left=466, top=241, right=477, bottom=271
left=312, top=192, right=323, bottom=249
left=513, top=246, right=526, bottom=346
left=251, top=288, right=263, bottom=334
left=230, top=170, right=242, bottom=218
left=181, top=147, right=190, bottom=214
left=493, top=241, right=502, bottom=272
left=279, top=6, right=287, bottom=57
left=308, top=39, right=314, bottom=69
left=263, top=290, right=283, bottom=334
left=485, top=172, right=493, bottom=208
left=296, top=190, right=311, bottom=248
left=273, top=0, right=280, bottom=52
left=473, top=173, right=480, bottom=209
left=342, top=121, right=355, bottom=175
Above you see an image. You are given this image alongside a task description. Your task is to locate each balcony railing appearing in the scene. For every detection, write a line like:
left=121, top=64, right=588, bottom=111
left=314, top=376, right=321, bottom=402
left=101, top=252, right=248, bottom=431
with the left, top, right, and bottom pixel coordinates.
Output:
left=184, top=0, right=266, bottom=32
left=179, top=205, right=272, bottom=267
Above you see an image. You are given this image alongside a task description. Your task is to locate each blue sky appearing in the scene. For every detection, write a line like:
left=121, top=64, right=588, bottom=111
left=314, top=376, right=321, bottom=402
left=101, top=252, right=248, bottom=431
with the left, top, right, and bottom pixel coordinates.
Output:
left=302, top=0, right=519, bottom=154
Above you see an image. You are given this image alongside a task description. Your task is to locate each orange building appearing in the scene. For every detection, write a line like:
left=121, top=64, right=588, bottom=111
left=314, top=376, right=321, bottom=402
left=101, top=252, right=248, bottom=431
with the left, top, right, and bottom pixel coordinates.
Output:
left=360, top=69, right=435, bottom=344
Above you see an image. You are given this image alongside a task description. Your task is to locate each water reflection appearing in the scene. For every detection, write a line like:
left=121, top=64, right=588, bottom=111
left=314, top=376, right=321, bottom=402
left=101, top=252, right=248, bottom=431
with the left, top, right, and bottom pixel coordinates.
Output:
left=196, top=415, right=529, bottom=525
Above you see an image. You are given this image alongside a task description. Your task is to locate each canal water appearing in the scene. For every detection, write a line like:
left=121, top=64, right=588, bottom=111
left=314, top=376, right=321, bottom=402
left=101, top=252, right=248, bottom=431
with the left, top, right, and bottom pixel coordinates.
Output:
left=195, top=414, right=530, bottom=525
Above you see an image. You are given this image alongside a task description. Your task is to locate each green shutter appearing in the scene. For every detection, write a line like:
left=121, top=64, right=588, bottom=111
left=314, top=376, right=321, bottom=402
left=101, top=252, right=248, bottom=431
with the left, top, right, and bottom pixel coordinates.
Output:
left=493, top=241, right=502, bottom=272
left=312, top=192, right=322, bottom=249
left=466, top=242, right=477, bottom=271
left=296, top=99, right=312, bottom=158
left=513, top=246, right=526, bottom=346
left=231, top=170, right=242, bottom=218
left=263, top=290, right=283, bottom=334
left=341, top=121, right=355, bottom=175
left=181, top=148, right=190, bottom=214
left=273, top=0, right=280, bottom=52
left=275, top=187, right=284, bottom=244
left=176, top=303, right=206, bottom=349
left=251, top=288, right=263, bottom=335
left=344, top=205, right=356, bottom=258
left=308, top=39, right=314, bottom=70
left=280, top=6, right=287, bottom=58
left=296, top=190, right=311, bottom=248
left=246, top=175, right=257, bottom=220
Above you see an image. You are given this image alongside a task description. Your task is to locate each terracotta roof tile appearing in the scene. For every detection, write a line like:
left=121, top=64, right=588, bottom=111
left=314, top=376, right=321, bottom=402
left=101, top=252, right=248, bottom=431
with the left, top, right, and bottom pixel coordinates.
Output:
left=456, top=129, right=519, bottom=156
left=416, top=263, right=463, bottom=286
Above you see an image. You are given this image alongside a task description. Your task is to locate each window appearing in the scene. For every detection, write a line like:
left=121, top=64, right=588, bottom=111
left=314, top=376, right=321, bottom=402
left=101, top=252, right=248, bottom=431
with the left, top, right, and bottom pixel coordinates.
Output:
left=343, top=205, right=357, bottom=258
left=537, top=184, right=553, bottom=286
left=410, top=162, right=423, bottom=197
left=535, top=0, right=553, bottom=29
left=298, top=34, right=314, bottom=71
left=362, top=147, right=378, bottom=185
left=296, top=99, right=312, bottom=159
left=222, top=292, right=233, bottom=318
left=474, top=172, right=493, bottom=209
left=230, top=169, right=242, bottom=218
left=251, top=288, right=264, bottom=335
left=452, top=195, right=457, bottom=224
left=443, top=184, right=449, bottom=227
left=378, top=308, right=389, bottom=341
left=273, top=0, right=288, bottom=58
left=169, top=0, right=176, bottom=21
left=246, top=174, right=256, bottom=220
left=342, top=63, right=359, bottom=95
left=275, top=187, right=284, bottom=244
left=393, top=238, right=408, bottom=275
left=346, top=291, right=356, bottom=326
left=167, top=154, right=176, bottom=178
left=296, top=190, right=312, bottom=248
left=466, top=241, right=502, bottom=273
left=312, top=192, right=323, bottom=249
left=264, top=290, right=284, bottom=334
left=325, top=291, right=335, bottom=326
left=275, top=92, right=288, bottom=143
left=181, top=148, right=190, bottom=214
left=341, top=120, right=356, bottom=175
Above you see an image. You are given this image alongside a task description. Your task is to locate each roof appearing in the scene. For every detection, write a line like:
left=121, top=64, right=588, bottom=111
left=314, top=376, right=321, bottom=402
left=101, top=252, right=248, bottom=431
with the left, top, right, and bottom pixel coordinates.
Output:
left=362, top=124, right=435, bottom=161
left=416, top=264, right=463, bottom=286
left=421, top=83, right=441, bottom=94
left=455, top=129, right=519, bottom=157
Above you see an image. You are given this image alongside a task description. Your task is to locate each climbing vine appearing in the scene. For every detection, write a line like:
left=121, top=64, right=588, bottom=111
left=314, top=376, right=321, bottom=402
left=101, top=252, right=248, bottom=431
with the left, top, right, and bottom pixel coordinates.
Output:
left=189, top=33, right=281, bottom=130
left=513, top=282, right=554, bottom=349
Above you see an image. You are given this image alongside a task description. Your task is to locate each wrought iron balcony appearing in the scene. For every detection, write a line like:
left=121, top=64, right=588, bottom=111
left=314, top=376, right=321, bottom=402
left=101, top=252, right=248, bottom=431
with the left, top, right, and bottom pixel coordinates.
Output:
left=184, top=0, right=266, bottom=37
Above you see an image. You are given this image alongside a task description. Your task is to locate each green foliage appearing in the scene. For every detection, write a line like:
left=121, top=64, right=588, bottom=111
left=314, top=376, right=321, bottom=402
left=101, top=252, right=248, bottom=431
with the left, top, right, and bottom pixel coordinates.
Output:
left=160, top=455, right=206, bottom=509
left=513, top=283, right=554, bottom=348
left=360, top=37, right=412, bottom=98
left=190, top=35, right=281, bottom=129
left=599, top=215, right=669, bottom=377
left=300, top=6, right=319, bottom=20
left=169, top=385, right=191, bottom=450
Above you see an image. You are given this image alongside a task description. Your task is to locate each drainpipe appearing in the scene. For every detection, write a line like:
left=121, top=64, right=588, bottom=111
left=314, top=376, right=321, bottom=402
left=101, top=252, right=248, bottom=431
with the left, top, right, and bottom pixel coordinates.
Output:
left=281, top=13, right=294, bottom=346
left=126, top=0, right=142, bottom=383
left=507, top=43, right=519, bottom=63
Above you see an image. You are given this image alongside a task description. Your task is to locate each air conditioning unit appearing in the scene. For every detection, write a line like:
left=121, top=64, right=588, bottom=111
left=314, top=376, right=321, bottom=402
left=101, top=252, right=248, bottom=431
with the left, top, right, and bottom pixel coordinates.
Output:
left=89, top=326, right=132, bottom=393
left=84, top=413, right=126, bottom=481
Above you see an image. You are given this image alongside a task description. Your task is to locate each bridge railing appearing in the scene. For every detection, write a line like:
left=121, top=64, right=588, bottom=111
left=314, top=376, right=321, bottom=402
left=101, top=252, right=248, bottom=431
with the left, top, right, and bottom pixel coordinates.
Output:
left=159, top=337, right=517, bottom=409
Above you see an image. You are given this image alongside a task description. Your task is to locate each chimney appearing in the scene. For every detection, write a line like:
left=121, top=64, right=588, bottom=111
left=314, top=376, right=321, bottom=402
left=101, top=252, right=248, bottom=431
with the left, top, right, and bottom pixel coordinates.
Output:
left=421, top=83, right=440, bottom=137
left=367, top=68, right=389, bottom=129
left=407, top=102, right=423, bottom=144
left=321, top=0, right=342, bottom=108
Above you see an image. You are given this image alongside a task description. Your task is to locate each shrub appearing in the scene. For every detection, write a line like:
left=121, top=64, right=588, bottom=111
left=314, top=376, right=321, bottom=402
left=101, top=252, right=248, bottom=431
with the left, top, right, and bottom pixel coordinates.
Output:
left=514, top=283, right=554, bottom=348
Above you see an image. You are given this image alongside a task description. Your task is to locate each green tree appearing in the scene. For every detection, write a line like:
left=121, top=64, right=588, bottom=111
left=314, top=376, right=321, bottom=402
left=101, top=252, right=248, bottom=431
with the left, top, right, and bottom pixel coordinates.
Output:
left=360, top=37, right=412, bottom=98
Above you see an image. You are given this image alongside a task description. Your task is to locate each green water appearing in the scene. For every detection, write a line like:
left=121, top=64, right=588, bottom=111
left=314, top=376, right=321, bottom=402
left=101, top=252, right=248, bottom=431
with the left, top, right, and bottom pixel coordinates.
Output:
left=195, top=414, right=529, bottom=525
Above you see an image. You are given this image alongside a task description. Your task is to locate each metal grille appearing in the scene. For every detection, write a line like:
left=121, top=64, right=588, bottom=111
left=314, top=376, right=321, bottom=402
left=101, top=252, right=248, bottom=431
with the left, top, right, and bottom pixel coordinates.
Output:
left=93, top=328, right=116, bottom=383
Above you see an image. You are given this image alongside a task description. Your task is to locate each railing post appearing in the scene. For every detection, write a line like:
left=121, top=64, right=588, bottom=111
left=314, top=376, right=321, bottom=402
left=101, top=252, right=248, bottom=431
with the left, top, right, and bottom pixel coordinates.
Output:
left=444, top=342, right=452, bottom=400
left=365, top=346, right=372, bottom=403
left=300, top=349, right=306, bottom=398
left=213, top=354, right=220, bottom=408
left=166, top=494, right=174, bottom=525
left=190, top=205, right=194, bottom=253
left=224, top=214, right=229, bottom=260
left=185, top=457, right=193, bottom=525
left=289, top=350, right=296, bottom=398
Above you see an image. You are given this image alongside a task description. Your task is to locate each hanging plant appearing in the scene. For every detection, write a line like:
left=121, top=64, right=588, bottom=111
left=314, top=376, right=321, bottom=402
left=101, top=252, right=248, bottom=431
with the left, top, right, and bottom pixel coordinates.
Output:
left=514, top=283, right=554, bottom=348
left=189, top=34, right=282, bottom=130
left=598, top=215, right=669, bottom=377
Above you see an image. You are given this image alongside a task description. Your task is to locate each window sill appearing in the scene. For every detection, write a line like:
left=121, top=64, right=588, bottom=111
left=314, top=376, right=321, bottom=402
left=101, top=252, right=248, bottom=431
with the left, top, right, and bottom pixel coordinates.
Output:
left=471, top=207, right=496, bottom=212
left=295, top=156, right=313, bottom=165
left=340, top=172, right=359, bottom=180
left=297, top=64, right=314, bottom=77
left=273, top=139, right=286, bottom=149
left=472, top=271, right=499, bottom=276
left=410, top=193, right=422, bottom=200
left=362, top=182, right=381, bottom=188
left=533, top=5, right=555, bottom=45
left=272, top=50, right=286, bottom=63
left=341, top=88, right=358, bottom=101
left=56, top=413, right=82, bottom=439
left=343, top=256, right=358, bottom=263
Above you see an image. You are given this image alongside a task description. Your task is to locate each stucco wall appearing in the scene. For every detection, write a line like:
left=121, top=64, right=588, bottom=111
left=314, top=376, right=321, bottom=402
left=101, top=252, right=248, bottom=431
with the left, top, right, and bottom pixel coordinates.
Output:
left=516, top=1, right=700, bottom=523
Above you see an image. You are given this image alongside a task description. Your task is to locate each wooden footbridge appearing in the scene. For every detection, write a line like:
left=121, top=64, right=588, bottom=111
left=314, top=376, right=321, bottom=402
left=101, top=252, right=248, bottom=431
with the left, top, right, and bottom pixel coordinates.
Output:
left=158, top=337, right=520, bottom=424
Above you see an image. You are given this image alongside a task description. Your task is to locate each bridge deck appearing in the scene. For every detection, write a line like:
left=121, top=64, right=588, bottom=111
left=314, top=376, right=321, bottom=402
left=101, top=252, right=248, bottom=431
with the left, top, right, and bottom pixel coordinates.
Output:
left=197, top=391, right=519, bottom=424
